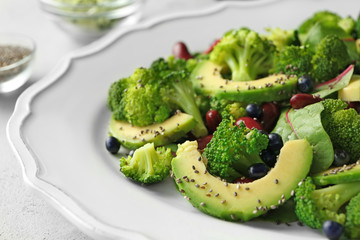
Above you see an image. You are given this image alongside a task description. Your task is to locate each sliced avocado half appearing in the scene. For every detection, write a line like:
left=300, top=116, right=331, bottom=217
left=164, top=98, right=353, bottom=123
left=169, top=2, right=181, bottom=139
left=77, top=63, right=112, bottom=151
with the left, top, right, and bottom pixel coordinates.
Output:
left=171, top=139, right=313, bottom=221
left=190, top=60, right=298, bottom=102
left=109, top=112, right=196, bottom=150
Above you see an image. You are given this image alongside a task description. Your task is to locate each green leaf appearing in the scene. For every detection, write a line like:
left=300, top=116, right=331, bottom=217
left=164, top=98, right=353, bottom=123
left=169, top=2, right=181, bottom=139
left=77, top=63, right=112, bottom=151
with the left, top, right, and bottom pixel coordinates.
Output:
left=313, top=65, right=354, bottom=98
left=273, top=103, right=334, bottom=173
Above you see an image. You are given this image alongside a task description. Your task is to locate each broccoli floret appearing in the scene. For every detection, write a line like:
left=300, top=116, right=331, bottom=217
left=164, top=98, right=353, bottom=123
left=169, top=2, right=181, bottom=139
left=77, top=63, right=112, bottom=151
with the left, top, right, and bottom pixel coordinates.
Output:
left=203, top=119, right=268, bottom=182
left=151, top=58, right=208, bottom=137
left=107, top=58, right=208, bottom=137
left=209, top=28, right=276, bottom=82
left=221, top=102, right=247, bottom=121
left=273, top=45, right=313, bottom=77
left=120, top=143, right=173, bottom=184
left=294, top=177, right=360, bottom=229
left=263, top=27, right=300, bottom=51
left=311, top=35, right=352, bottom=83
left=209, top=97, right=246, bottom=121
left=345, top=193, right=360, bottom=239
left=321, top=99, right=360, bottom=162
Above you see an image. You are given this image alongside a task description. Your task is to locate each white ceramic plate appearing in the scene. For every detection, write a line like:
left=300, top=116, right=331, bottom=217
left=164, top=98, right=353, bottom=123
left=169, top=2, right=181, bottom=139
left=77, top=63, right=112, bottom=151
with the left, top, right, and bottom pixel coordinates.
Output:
left=7, top=1, right=360, bottom=239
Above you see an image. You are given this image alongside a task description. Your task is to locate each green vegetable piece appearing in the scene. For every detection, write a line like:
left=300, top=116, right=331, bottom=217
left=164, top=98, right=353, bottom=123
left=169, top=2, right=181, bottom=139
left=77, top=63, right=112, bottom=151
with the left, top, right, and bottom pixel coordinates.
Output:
left=273, top=103, right=333, bottom=173
left=209, top=28, right=276, bottom=82
left=294, top=177, right=360, bottom=229
left=313, top=64, right=354, bottom=98
left=120, top=143, right=173, bottom=184
left=263, top=27, right=300, bottom=51
left=312, top=162, right=360, bottom=186
left=321, top=99, right=360, bottom=162
left=311, top=35, right=352, bottom=83
left=203, top=119, right=268, bottom=182
left=345, top=193, right=360, bottom=239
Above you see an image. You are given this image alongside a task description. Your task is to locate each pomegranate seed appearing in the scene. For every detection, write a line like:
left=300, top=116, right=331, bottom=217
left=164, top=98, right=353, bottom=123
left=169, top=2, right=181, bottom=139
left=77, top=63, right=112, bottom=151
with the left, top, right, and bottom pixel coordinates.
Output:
left=204, top=38, right=221, bottom=54
left=206, top=110, right=222, bottom=133
left=290, top=94, right=322, bottom=109
left=235, top=117, right=263, bottom=130
left=172, top=42, right=192, bottom=60
left=233, top=177, right=254, bottom=184
left=197, top=135, right=213, bottom=150
left=261, top=102, right=279, bottom=132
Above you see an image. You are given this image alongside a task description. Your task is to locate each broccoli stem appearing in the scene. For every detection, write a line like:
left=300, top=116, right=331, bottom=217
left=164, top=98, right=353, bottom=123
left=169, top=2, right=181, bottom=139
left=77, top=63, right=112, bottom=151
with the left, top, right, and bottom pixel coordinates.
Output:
left=313, top=182, right=360, bottom=212
left=169, top=81, right=208, bottom=137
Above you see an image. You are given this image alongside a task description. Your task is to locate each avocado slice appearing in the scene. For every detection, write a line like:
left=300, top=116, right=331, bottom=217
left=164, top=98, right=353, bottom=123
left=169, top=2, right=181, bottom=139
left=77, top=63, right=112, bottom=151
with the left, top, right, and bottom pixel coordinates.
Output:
left=311, top=161, right=360, bottom=186
left=190, top=60, right=298, bottom=102
left=109, top=112, right=196, bottom=150
left=338, top=75, right=360, bottom=101
left=171, top=139, right=313, bottom=221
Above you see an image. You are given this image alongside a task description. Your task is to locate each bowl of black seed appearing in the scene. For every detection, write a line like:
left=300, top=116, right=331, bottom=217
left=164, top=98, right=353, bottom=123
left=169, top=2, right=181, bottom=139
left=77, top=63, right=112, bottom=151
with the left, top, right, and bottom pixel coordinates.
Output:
left=0, top=34, right=35, bottom=93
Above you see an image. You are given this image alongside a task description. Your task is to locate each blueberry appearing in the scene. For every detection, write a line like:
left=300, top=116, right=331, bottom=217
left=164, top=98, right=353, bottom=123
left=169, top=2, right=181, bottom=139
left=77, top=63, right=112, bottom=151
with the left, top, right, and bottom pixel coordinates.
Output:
left=105, top=136, right=121, bottom=154
left=297, top=75, right=315, bottom=93
left=267, top=133, right=283, bottom=153
left=246, top=103, right=263, bottom=119
left=333, top=149, right=350, bottom=166
left=322, top=220, right=343, bottom=240
left=248, top=163, right=269, bottom=179
left=260, top=150, right=277, bottom=167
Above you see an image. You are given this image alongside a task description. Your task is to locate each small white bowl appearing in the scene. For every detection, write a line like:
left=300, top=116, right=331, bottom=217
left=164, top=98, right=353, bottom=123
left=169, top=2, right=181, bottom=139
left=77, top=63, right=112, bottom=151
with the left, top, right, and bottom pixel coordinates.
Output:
left=0, top=34, right=35, bottom=93
left=39, top=0, right=143, bottom=40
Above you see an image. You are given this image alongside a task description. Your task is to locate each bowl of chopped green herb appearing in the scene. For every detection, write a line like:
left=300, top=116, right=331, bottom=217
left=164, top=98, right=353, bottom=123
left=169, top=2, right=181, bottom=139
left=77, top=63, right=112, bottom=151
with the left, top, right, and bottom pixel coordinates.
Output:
left=39, top=0, right=143, bottom=40
left=0, top=34, right=35, bottom=93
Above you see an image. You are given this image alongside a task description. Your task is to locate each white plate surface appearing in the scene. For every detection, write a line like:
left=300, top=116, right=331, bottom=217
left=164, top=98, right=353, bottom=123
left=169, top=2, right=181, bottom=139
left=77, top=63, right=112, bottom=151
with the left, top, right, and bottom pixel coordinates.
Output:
left=7, top=1, right=360, bottom=239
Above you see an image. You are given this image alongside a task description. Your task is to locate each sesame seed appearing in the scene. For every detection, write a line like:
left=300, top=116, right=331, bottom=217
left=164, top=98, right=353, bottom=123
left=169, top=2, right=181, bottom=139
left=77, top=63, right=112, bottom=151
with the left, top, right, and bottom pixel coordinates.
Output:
left=206, top=193, right=211, bottom=197
left=237, top=184, right=240, bottom=190
left=204, top=170, right=208, bottom=174
left=245, top=187, right=250, bottom=191
left=203, top=182, right=207, bottom=185
left=221, top=200, right=226, bottom=204
left=201, top=186, right=205, bottom=189
left=275, top=179, right=279, bottom=184
left=200, top=202, right=206, bottom=206
left=192, top=165, right=195, bottom=170
left=230, top=214, right=235, bottom=220
left=224, top=182, right=228, bottom=187
left=258, top=199, right=261, bottom=203
left=190, top=179, right=195, bottom=182
left=180, top=189, right=185, bottom=193
left=270, top=205, right=277, bottom=210
left=253, top=210, right=258, bottom=214
left=194, top=170, right=199, bottom=174
left=209, top=189, right=213, bottom=192
left=215, top=193, right=219, bottom=197
left=234, top=192, right=237, bottom=196
left=291, top=190, right=295, bottom=196
left=195, top=184, right=200, bottom=188
left=198, top=157, right=202, bottom=161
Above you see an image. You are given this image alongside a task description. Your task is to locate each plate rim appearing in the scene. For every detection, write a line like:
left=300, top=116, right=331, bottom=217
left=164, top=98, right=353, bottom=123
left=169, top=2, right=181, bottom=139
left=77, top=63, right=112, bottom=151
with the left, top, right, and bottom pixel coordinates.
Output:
left=6, top=1, right=288, bottom=239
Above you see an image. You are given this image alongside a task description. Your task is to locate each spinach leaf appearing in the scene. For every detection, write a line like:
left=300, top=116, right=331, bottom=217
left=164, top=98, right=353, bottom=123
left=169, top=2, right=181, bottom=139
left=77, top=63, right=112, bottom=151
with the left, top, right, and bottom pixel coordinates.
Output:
left=273, top=102, right=333, bottom=173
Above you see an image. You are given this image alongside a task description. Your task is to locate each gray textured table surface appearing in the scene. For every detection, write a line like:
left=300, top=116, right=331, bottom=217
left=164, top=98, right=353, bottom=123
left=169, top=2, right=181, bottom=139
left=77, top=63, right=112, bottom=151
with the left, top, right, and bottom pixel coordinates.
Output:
left=0, top=0, right=214, bottom=239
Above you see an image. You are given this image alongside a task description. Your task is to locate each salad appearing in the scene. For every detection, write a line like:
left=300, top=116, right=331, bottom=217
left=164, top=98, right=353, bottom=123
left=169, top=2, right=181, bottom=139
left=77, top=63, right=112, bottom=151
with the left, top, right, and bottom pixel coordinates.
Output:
left=105, top=10, right=360, bottom=240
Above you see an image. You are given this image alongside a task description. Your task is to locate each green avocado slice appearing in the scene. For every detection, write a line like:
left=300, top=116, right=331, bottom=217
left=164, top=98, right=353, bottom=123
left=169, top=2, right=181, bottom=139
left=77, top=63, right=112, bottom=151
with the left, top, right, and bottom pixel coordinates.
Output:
left=109, top=112, right=196, bottom=150
left=190, top=60, right=298, bottom=102
left=171, top=139, right=313, bottom=221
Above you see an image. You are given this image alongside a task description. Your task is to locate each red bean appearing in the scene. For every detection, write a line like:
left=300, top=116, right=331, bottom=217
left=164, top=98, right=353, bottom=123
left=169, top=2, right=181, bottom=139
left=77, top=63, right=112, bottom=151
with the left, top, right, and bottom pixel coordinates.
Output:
left=235, top=116, right=263, bottom=130
left=261, top=102, right=279, bottom=132
left=233, top=177, right=254, bottom=184
left=172, top=42, right=192, bottom=60
left=197, top=135, right=213, bottom=150
left=204, top=38, right=221, bottom=54
left=347, top=101, right=360, bottom=113
left=290, top=94, right=322, bottom=109
left=206, top=110, right=222, bottom=133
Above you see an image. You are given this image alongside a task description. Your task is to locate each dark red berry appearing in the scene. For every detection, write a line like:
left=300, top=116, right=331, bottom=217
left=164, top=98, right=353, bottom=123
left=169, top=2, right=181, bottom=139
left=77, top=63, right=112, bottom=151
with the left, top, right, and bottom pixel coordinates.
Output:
left=235, top=116, right=263, bottom=130
left=196, top=135, right=213, bottom=150
left=172, top=42, right=192, bottom=60
left=347, top=101, right=360, bottom=113
left=206, top=110, right=222, bottom=133
left=261, top=102, right=279, bottom=132
left=233, top=177, right=254, bottom=184
left=204, top=38, right=221, bottom=54
left=290, top=93, right=322, bottom=109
